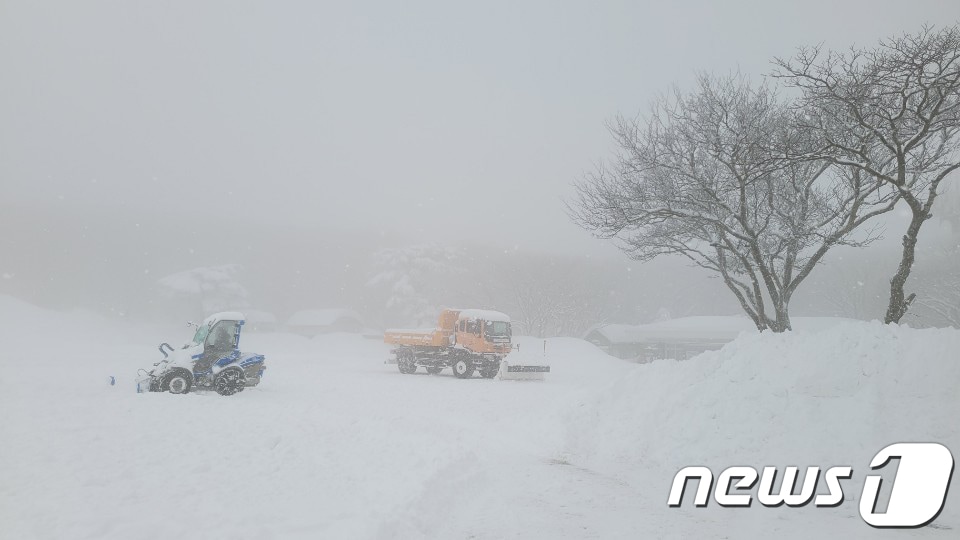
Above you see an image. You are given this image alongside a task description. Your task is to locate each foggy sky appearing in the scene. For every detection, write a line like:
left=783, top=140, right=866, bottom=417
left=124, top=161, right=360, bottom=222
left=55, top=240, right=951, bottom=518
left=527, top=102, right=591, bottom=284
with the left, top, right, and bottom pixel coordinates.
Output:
left=3, top=0, right=958, bottom=256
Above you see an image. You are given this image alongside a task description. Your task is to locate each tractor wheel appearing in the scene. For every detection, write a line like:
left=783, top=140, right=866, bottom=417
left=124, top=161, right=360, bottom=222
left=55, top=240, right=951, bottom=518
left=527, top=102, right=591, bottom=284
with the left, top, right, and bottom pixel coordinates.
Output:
left=165, top=370, right=192, bottom=394
left=479, top=364, right=500, bottom=379
left=426, top=366, right=443, bottom=375
left=214, top=368, right=245, bottom=396
left=452, top=357, right=475, bottom=379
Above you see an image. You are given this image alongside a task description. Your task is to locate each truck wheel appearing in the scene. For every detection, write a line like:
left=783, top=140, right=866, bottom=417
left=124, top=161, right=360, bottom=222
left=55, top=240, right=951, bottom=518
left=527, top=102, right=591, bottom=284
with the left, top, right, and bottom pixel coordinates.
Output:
left=479, top=364, right=499, bottom=379
left=214, top=368, right=244, bottom=396
left=398, top=357, right=418, bottom=374
left=452, top=357, right=475, bottom=379
left=426, top=366, right=443, bottom=375
left=165, top=370, right=192, bottom=394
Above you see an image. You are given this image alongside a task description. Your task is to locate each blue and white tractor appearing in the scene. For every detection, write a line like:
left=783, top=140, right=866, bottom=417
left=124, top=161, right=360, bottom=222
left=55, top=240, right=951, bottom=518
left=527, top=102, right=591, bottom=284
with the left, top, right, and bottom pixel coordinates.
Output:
left=136, top=312, right=266, bottom=396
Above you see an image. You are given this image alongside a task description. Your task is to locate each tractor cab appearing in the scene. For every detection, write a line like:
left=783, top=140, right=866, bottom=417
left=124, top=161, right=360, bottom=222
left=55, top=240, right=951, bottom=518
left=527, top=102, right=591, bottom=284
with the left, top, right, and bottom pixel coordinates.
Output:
left=190, top=313, right=243, bottom=354
left=188, top=312, right=245, bottom=373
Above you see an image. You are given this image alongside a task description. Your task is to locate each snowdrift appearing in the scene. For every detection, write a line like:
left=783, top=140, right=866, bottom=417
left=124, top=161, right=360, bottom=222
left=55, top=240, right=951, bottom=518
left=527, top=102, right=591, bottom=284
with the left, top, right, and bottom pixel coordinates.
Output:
left=562, top=320, right=960, bottom=536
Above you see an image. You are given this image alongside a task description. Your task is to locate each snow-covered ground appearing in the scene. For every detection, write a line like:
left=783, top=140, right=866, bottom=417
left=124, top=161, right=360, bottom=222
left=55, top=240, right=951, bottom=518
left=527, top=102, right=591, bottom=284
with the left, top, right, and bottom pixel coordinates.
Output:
left=0, top=295, right=957, bottom=539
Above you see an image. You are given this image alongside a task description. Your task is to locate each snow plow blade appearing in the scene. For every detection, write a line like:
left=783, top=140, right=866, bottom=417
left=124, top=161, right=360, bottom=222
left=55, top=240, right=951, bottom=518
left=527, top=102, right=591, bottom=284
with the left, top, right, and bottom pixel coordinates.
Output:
left=498, top=360, right=550, bottom=381
left=136, top=374, right=153, bottom=393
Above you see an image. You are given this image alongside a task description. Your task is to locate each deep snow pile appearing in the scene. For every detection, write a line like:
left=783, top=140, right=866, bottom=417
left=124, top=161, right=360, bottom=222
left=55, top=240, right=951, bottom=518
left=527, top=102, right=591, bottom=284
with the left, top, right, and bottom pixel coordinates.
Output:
left=562, top=320, right=960, bottom=536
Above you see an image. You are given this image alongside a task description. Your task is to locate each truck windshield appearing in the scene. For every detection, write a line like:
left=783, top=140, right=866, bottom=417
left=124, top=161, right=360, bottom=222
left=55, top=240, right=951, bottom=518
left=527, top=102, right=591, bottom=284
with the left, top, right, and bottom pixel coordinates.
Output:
left=485, top=321, right=511, bottom=337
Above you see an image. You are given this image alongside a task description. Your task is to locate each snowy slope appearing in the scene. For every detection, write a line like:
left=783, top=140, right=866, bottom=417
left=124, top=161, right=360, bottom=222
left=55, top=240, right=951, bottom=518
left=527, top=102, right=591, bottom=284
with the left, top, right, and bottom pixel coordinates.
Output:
left=0, top=296, right=956, bottom=539
left=562, top=321, right=960, bottom=538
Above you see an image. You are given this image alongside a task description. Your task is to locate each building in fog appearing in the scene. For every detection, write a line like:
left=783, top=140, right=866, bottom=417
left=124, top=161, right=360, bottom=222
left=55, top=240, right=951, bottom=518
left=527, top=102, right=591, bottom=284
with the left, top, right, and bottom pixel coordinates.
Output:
left=242, top=309, right=278, bottom=332
left=584, top=316, right=845, bottom=362
left=286, top=309, right=366, bottom=336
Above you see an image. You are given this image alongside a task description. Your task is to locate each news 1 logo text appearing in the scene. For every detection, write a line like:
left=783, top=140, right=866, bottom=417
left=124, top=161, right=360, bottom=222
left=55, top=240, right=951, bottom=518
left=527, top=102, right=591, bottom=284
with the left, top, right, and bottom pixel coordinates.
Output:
left=668, top=442, right=954, bottom=528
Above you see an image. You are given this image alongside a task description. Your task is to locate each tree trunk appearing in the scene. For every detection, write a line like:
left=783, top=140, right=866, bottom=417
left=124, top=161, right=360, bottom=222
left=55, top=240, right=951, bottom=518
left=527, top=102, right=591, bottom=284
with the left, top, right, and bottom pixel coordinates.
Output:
left=884, top=212, right=924, bottom=324
left=771, top=304, right=792, bottom=332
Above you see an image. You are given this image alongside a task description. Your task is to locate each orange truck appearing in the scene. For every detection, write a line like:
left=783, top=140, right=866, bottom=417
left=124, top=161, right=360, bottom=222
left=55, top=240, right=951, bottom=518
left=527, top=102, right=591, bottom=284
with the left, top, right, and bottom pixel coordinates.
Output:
left=384, top=308, right=549, bottom=379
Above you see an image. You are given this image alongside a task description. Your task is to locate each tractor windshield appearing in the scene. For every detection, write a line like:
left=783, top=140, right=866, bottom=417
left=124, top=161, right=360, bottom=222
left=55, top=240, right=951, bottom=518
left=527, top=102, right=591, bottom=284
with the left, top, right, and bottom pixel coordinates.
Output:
left=192, top=325, right=210, bottom=346
left=206, top=321, right=240, bottom=350
left=485, top=320, right=511, bottom=337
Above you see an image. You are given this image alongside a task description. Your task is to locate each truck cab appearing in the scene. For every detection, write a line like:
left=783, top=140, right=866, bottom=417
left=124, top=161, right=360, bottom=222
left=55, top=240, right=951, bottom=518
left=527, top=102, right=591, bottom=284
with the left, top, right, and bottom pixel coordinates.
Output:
left=453, top=309, right=513, bottom=355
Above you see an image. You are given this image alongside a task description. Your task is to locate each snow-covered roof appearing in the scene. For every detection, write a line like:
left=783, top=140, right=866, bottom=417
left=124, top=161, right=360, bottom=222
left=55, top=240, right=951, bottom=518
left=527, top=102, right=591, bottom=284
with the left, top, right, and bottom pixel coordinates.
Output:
left=287, top=309, right=363, bottom=327
left=241, top=309, right=277, bottom=323
left=457, top=309, right=510, bottom=323
left=203, top=311, right=246, bottom=326
left=158, top=264, right=245, bottom=294
left=586, top=316, right=854, bottom=344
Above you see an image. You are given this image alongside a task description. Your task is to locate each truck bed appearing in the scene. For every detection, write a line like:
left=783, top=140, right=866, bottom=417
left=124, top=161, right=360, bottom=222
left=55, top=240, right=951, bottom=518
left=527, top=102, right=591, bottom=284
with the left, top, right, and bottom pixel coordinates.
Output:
left=384, top=328, right=450, bottom=348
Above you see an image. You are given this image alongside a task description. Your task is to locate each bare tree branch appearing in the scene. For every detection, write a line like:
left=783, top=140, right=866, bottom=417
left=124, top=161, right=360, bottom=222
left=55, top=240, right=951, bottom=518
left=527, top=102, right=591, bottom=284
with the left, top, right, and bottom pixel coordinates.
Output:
left=774, top=23, right=960, bottom=323
left=570, top=73, right=895, bottom=331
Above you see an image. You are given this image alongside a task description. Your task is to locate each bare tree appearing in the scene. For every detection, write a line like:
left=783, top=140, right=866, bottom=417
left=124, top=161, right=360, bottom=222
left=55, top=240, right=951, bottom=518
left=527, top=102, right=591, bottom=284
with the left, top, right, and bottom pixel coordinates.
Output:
left=774, top=24, right=960, bottom=323
left=571, top=74, right=896, bottom=332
